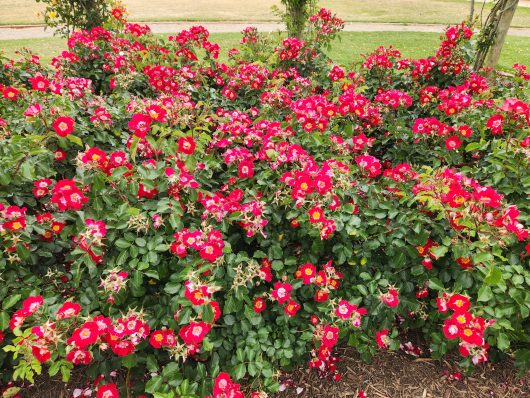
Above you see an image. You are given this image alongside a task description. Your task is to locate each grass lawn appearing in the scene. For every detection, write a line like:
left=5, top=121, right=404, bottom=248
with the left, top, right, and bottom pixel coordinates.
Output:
left=1, top=31, right=529, bottom=71
left=2, top=0, right=530, bottom=27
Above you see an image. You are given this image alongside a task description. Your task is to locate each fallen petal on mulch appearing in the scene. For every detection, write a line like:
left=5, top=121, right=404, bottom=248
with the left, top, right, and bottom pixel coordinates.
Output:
left=276, top=347, right=529, bottom=398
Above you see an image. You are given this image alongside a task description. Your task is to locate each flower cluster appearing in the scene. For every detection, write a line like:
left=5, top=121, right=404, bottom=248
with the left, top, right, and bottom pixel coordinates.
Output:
left=374, top=89, right=413, bottom=109
left=208, top=372, right=244, bottom=398
left=438, top=293, right=493, bottom=364
left=436, top=23, right=473, bottom=75
left=290, top=95, right=337, bottom=132
left=100, top=269, right=128, bottom=303
left=50, top=179, right=88, bottom=212
left=170, top=228, right=225, bottom=262
left=277, top=37, right=305, bottom=61
left=308, top=8, right=345, bottom=41
left=415, top=169, right=529, bottom=241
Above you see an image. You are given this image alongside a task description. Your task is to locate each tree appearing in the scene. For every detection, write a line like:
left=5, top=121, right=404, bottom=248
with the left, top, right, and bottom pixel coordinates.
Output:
left=474, top=0, right=519, bottom=71
left=37, top=0, right=115, bottom=37
left=275, top=0, right=318, bottom=38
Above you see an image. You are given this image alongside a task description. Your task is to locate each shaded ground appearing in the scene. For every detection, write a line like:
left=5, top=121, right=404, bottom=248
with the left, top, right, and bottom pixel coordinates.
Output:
left=277, top=347, right=529, bottom=398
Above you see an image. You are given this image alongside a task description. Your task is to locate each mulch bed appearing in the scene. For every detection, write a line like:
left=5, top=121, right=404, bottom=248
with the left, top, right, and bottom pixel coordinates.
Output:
left=9, top=347, right=529, bottom=398
left=16, top=368, right=91, bottom=398
left=277, top=347, right=529, bottom=398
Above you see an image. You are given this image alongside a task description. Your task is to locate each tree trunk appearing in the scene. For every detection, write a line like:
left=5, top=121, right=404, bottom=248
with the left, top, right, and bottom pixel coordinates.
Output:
left=485, top=0, right=519, bottom=69
left=470, top=0, right=475, bottom=21
left=290, top=5, right=305, bottom=38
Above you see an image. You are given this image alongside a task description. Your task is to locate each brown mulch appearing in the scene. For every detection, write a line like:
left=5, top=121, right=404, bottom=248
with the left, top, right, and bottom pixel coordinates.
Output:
left=7, top=348, right=530, bottom=398
left=14, top=368, right=92, bottom=398
left=277, top=347, right=530, bottom=398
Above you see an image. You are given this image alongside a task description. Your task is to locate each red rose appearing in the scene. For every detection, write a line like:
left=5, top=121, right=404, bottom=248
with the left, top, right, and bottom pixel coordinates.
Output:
left=238, top=160, right=254, bottom=179
left=52, top=116, right=75, bottom=137
left=253, top=297, right=266, bottom=313
left=178, top=136, right=196, bottom=155
left=96, top=383, right=119, bottom=398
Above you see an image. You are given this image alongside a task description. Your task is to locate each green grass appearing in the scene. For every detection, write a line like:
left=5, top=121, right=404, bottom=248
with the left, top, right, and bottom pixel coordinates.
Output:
left=328, top=32, right=530, bottom=71
left=1, top=32, right=529, bottom=71
left=0, top=37, right=66, bottom=62
left=2, top=0, right=530, bottom=27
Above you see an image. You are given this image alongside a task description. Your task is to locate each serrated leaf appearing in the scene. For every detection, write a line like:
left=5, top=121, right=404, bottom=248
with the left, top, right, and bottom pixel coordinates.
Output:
left=484, top=266, right=502, bottom=285
left=20, top=162, right=35, bottom=180
left=233, top=363, right=246, bottom=380
left=66, top=134, right=83, bottom=146
left=430, top=245, right=448, bottom=259
left=497, top=332, right=510, bottom=350
left=202, top=303, right=214, bottom=324
left=2, top=294, right=21, bottom=310
left=477, top=285, right=493, bottom=302
left=428, top=278, right=445, bottom=291
left=0, top=311, right=10, bottom=330
left=146, top=376, right=163, bottom=393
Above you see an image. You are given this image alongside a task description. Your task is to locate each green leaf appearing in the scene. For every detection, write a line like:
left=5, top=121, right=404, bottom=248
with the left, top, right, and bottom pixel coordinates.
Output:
left=0, top=311, right=10, bottom=330
left=248, top=362, right=258, bottom=376
left=428, top=278, right=445, bottom=291
left=132, top=271, right=143, bottom=289
left=114, top=239, right=131, bottom=249
left=233, top=363, right=246, bottom=380
left=262, top=367, right=273, bottom=378
left=128, top=207, right=140, bottom=216
left=357, top=284, right=368, bottom=296
left=497, top=332, right=510, bottom=350
left=153, top=393, right=175, bottom=398
left=202, top=303, right=214, bottom=324
left=477, top=285, right=492, bottom=302
left=268, top=244, right=283, bottom=260
left=411, top=265, right=424, bottom=276
left=164, top=282, right=180, bottom=295
left=146, top=376, right=164, bottom=393
left=162, top=362, right=180, bottom=378
left=430, top=245, right=448, bottom=259
left=60, top=362, right=71, bottom=383
left=2, top=294, right=21, bottom=310
left=484, top=266, right=502, bottom=285
left=202, top=337, right=213, bottom=352
left=236, top=348, right=245, bottom=362
left=473, top=251, right=493, bottom=265
left=464, top=142, right=482, bottom=152
left=146, top=355, right=159, bottom=372
left=66, top=134, right=83, bottom=146
left=48, top=361, right=61, bottom=377
left=122, top=354, right=138, bottom=369
left=515, top=349, right=530, bottom=373
left=130, top=135, right=140, bottom=162
left=20, top=162, right=35, bottom=180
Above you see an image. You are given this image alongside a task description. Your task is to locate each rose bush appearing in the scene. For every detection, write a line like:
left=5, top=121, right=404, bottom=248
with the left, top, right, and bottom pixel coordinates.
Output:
left=0, top=6, right=529, bottom=398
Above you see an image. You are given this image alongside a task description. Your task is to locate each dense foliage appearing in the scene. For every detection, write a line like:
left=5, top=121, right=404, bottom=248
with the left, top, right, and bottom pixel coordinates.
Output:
left=0, top=6, right=529, bottom=398
left=36, top=0, right=119, bottom=37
